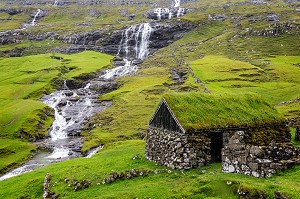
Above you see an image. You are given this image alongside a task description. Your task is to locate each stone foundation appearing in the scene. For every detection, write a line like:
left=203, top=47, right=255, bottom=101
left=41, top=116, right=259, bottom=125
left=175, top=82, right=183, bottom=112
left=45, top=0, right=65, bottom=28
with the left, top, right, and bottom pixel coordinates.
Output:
left=146, top=128, right=211, bottom=169
left=222, top=131, right=300, bottom=177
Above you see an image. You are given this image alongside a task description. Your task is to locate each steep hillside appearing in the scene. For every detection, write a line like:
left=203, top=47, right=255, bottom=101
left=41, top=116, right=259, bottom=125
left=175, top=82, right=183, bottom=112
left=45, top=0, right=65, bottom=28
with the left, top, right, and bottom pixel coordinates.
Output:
left=0, top=0, right=299, bottom=198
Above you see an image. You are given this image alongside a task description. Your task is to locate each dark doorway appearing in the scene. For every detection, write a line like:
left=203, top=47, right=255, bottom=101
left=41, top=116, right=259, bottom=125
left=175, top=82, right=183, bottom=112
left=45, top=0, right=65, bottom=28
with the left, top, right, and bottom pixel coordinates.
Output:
left=210, top=132, right=223, bottom=162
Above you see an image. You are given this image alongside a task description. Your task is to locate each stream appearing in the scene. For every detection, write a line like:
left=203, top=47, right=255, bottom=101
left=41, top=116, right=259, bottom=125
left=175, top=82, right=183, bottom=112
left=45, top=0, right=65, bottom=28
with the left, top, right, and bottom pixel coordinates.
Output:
left=0, top=0, right=184, bottom=181
left=0, top=20, right=153, bottom=182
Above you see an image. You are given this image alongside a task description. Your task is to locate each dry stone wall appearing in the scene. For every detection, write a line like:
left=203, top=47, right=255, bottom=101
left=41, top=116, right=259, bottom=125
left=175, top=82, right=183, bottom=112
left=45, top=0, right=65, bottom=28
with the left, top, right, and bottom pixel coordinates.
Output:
left=146, top=128, right=211, bottom=169
left=222, top=131, right=300, bottom=177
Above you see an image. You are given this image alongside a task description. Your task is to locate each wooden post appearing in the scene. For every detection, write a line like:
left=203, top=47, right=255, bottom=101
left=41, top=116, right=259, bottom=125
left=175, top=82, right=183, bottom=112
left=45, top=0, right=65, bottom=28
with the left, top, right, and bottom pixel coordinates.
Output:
left=295, top=126, right=300, bottom=141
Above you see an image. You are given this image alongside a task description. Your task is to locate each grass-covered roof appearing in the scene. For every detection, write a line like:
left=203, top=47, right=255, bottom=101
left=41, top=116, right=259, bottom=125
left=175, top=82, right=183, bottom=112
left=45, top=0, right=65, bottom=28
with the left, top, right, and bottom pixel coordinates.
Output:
left=163, top=92, right=286, bottom=132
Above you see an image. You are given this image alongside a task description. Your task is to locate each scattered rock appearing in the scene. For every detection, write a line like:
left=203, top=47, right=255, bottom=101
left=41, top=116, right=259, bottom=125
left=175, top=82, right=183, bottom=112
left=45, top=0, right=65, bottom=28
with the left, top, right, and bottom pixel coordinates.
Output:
left=208, top=14, right=227, bottom=21
left=274, top=191, right=289, bottom=199
left=43, top=174, right=59, bottom=199
left=267, top=14, right=280, bottom=22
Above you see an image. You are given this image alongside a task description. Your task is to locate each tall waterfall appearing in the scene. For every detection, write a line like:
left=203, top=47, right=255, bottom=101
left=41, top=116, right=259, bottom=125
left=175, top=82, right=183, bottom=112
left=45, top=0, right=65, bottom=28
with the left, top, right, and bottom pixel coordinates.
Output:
left=0, top=21, right=153, bottom=183
left=118, top=23, right=152, bottom=60
left=102, top=23, right=152, bottom=79
left=31, top=9, right=41, bottom=26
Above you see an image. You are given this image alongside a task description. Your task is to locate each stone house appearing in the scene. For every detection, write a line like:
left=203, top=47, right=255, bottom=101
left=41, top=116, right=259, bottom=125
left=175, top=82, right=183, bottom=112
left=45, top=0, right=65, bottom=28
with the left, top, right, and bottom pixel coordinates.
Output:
left=145, top=93, right=300, bottom=177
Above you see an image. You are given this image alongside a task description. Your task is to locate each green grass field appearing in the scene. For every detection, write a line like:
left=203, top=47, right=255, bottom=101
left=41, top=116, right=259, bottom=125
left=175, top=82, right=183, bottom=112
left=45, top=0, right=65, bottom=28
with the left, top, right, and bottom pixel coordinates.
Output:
left=0, top=51, right=113, bottom=174
left=0, top=0, right=299, bottom=198
left=0, top=140, right=299, bottom=198
left=189, top=56, right=300, bottom=118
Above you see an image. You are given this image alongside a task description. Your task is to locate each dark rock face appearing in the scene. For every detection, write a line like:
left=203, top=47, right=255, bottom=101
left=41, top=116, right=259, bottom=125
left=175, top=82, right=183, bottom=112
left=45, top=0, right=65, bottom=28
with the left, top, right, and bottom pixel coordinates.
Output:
left=0, top=8, right=23, bottom=15
left=89, top=80, right=118, bottom=94
left=243, top=23, right=299, bottom=37
left=0, top=30, right=26, bottom=45
left=100, top=21, right=195, bottom=57
left=56, top=30, right=106, bottom=46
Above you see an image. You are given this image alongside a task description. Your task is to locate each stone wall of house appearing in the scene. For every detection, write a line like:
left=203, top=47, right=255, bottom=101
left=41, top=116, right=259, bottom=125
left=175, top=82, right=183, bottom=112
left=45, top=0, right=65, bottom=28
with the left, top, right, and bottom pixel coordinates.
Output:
left=222, top=131, right=300, bottom=177
left=145, top=127, right=211, bottom=169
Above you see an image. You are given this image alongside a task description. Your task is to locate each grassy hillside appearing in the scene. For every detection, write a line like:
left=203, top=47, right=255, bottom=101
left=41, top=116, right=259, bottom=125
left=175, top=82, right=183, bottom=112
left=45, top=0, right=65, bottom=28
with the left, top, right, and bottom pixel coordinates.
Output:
left=189, top=56, right=300, bottom=118
left=0, top=0, right=299, bottom=198
left=0, top=51, right=113, bottom=174
left=0, top=140, right=299, bottom=198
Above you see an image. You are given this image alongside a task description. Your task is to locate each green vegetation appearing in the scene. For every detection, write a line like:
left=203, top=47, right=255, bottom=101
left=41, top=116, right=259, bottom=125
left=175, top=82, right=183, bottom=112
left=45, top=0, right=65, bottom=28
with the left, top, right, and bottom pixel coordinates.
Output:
left=0, top=0, right=299, bottom=198
left=164, top=92, right=285, bottom=131
left=82, top=66, right=200, bottom=152
left=0, top=140, right=299, bottom=198
left=0, top=51, right=113, bottom=174
left=0, top=138, right=36, bottom=175
left=190, top=56, right=300, bottom=118
left=291, top=128, right=300, bottom=147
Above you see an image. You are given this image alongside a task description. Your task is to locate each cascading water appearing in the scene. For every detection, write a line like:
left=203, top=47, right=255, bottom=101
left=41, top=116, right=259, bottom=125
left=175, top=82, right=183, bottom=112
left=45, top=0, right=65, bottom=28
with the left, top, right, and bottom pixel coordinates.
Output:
left=0, top=21, right=153, bottom=182
left=174, top=0, right=181, bottom=7
left=177, top=7, right=185, bottom=17
left=151, top=0, right=185, bottom=20
left=31, top=9, right=41, bottom=26
left=102, top=23, right=152, bottom=79
left=86, top=145, right=104, bottom=158
left=154, top=8, right=170, bottom=20
left=53, top=0, right=59, bottom=6
left=0, top=82, right=112, bottom=181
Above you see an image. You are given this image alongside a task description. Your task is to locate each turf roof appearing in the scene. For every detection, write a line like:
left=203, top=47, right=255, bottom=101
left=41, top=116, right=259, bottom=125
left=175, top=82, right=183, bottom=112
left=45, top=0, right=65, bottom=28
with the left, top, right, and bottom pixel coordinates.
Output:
left=163, top=92, right=286, bottom=132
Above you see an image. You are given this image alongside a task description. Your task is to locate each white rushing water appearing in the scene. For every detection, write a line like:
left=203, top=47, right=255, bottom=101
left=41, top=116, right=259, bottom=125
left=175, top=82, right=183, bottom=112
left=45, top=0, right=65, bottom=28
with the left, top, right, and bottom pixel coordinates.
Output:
left=0, top=83, right=111, bottom=181
left=0, top=21, right=153, bottom=183
left=101, top=59, right=137, bottom=79
left=154, top=8, right=170, bottom=20
left=174, top=0, right=181, bottom=7
left=102, top=23, right=152, bottom=79
left=0, top=151, right=52, bottom=181
left=53, top=0, right=59, bottom=6
left=31, top=9, right=41, bottom=26
left=153, top=0, right=185, bottom=20
left=86, top=145, right=104, bottom=158
left=177, top=7, right=185, bottom=17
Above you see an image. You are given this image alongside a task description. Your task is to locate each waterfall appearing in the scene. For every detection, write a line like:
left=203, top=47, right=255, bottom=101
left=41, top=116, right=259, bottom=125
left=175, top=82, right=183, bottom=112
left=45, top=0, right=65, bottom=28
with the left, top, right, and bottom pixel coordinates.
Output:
left=154, top=8, right=170, bottom=21
left=136, top=23, right=152, bottom=60
left=151, top=0, right=185, bottom=21
left=174, top=0, right=181, bottom=7
left=154, top=8, right=162, bottom=20
left=63, top=80, right=69, bottom=90
left=177, top=7, right=185, bottom=17
left=102, top=23, right=152, bottom=79
left=31, top=9, right=41, bottom=26
left=116, top=23, right=153, bottom=60
left=53, top=0, right=59, bottom=6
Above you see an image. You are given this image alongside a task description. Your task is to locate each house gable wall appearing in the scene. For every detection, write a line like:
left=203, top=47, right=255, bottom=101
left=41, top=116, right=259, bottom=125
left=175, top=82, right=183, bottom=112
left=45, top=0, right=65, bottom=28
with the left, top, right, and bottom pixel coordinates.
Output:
left=149, top=100, right=184, bottom=134
left=146, top=127, right=211, bottom=169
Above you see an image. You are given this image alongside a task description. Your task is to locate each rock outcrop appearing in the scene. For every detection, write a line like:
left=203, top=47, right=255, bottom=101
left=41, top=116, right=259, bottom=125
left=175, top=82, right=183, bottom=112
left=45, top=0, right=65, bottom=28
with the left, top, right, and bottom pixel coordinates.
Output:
left=101, top=21, right=195, bottom=57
